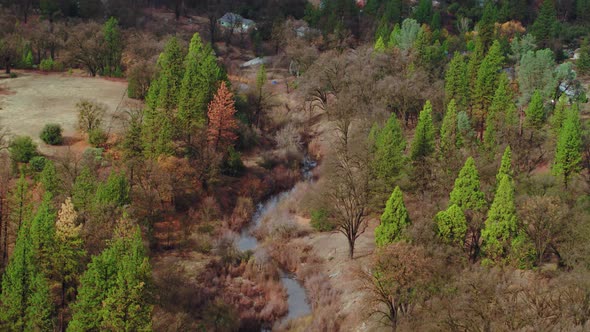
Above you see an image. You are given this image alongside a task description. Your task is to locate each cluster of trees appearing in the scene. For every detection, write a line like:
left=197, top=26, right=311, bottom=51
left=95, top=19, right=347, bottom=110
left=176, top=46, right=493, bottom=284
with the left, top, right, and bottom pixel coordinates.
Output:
left=297, top=1, right=590, bottom=330
left=0, top=160, right=152, bottom=330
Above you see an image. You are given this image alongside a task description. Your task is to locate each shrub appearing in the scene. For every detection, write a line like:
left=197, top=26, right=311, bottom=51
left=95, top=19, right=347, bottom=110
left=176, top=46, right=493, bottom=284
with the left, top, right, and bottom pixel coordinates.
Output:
left=29, top=156, right=47, bottom=172
left=77, top=99, right=106, bottom=133
left=88, top=128, right=108, bottom=147
left=40, top=123, right=63, bottom=145
left=39, top=58, right=55, bottom=71
left=222, top=147, right=245, bottom=176
left=9, top=73, right=17, bottom=78
left=9, top=136, right=38, bottom=163
left=22, top=50, right=33, bottom=69
left=127, top=62, right=154, bottom=99
left=310, top=208, right=334, bottom=231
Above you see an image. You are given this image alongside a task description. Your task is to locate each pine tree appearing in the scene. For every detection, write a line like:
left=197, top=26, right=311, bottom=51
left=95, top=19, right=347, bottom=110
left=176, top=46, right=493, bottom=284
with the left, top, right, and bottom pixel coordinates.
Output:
left=177, top=33, right=224, bottom=141
left=102, top=17, right=122, bottom=76
left=40, top=160, right=60, bottom=197
left=576, top=38, right=590, bottom=75
left=414, top=0, right=432, bottom=24
left=0, top=212, right=55, bottom=331
left=9, top=173, right=32, bottom=231
left=525, top=89, right=545, bottom=129
left=552, top=106, right=582, bottom=188
left=100, top=227, right=153, bottom=331
left=25, top=272, right=54, bottom=331
left=445, top=52, right=469, bottom=109
left=72, top=167, right=97, bottom=214
left=54, top=198, right=85, bottom=332
left=482, top=113, right=497, bottom=155
left=482, top=175, right=518, bottom=261
left=388, top=23, right=401, bottom=48
left=375, top=186, right=410, bottom=246
left=472, top=40, right=504, bottom=137
left=374, top=36, right=386, bottom=52
left=373, top=112, right=406, bottom=184
left=531, top=0, right=558, bottom=48
left=411, top=100, right=435, bottom=161
left=94, top=171, right=130, bottom=208
left=30, top=193, right=56, bottom=274
left=489, top=73, right=516, bottom=127
left=69, top=221, right=152, bottom=331
left=467, top=38, right=485, bottom=105
left=550, top=94, right=568, bottom=135
left=141, top=37, right=185, bottom=158
left=440, top=99, right=459, bottom=156
left=449, top=157, right=487, bottom=212
left=207, top=81, right=239, bottom=153
left=435, top=204, right=467, bottom=246
left=477, top=0, right=498, bottom=51
left=497, top=146, right=513, bottom=183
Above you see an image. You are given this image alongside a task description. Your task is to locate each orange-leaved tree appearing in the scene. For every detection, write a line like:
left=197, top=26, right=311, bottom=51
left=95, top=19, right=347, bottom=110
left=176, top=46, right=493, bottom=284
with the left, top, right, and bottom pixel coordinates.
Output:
left=207, top=81, right=238, bottom=152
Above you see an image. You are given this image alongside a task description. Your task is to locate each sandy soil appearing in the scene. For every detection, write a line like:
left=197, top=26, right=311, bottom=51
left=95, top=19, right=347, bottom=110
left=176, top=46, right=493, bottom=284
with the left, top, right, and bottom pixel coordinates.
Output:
left=0, top=71, right=137, bottom=154
left=298, top=219, right=383, bottom=331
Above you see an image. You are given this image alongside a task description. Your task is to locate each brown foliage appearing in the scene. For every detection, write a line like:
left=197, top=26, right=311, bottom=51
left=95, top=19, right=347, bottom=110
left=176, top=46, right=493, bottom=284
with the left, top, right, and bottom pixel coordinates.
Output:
left=208, top=81, right=238, bottom=153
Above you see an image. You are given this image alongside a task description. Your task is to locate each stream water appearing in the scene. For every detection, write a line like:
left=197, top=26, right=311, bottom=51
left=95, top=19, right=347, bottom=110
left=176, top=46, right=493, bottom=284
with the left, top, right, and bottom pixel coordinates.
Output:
left=236, top=156, right=316, bottom=326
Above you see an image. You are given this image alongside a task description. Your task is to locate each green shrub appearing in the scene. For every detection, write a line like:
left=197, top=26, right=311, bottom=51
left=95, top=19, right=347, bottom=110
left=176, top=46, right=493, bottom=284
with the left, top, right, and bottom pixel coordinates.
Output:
left=9, top=73, right=17, bottom=78
left=29, top=156, right=47, bottom=172
left=39, top=58, right=54, bottom=71
left=22, top=50, right=33, bottom=69
left=222, top=147, right=245, bottom=176
left=310, top=208, right=334, bottom=232
left=88, top=128, right=108, bottom=147
left=40, top=123, right=63, bottom=145
left=9, top=136, right=38, bottom=163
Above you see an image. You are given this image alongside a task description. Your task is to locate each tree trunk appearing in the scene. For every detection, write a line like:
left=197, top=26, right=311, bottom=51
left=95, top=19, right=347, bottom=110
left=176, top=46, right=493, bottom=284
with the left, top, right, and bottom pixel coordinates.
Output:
left=5, top=57, right=10, bottom=74
left=348, top=237, right=355, bottom=259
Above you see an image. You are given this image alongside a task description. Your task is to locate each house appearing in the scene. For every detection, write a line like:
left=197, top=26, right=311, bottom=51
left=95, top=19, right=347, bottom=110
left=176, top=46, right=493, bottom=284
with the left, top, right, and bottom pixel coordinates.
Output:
left=218, top=13, right=255, bottom=33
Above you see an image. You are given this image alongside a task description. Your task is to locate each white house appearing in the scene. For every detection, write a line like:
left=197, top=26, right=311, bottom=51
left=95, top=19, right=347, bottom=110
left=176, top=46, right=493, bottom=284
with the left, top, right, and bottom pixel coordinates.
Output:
left=218, top=13, right=256, bottom=33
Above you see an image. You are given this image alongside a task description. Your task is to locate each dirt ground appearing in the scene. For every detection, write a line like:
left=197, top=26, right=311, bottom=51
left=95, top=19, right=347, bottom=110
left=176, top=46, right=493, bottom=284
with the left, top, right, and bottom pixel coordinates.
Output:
left=0, top=71, right=136, bottom=154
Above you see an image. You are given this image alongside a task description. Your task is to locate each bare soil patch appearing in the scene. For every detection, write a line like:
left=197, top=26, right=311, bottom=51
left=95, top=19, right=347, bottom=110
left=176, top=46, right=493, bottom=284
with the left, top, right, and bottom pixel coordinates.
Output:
left=0, top=71, right=137, bottom=154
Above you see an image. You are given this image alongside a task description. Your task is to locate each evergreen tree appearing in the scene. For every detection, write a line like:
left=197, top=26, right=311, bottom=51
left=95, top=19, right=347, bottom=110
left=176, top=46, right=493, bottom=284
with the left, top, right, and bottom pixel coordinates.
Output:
left=435, top=204, right=467, bottom=246
left=177, top=33, right=224, bottom=141
left=481, top=175, right=518, bottom=261
left=375, top=16, right=390, bottom=42
left=472, top=40, right=504, bottom=136
left=373, top=112, right=406, bottom=184
left=72, top=167, right=97, bottom=214
left=411, top=100, right=435, bottom=161
left=69, top=221, right=152, bottom=331
left=94, top=171, right=130, bottom=208
left=141, top=37, right=185, bottom=157
left=388, top=23, right=401, bottom=48
left=393, top=18, right=420, bottom=52
left=102, top=17, right=122, bottom=76
left=576, top=37, right=590, bottom=75
left=40, top=159, right=60, bottom=197
left=482, top=113, right=497, bottom=155
left=30, top=193, right=56, bottom=274
left=449, top=157, right=487, bottom=212
left=439, top=99, right=459, bottom=156
left=552, top=106, right=582, bottom=188
left=467, top=38, right=485, bottom=106
left=531, top=0, right=558, bottom=48
left=54, top=198, right=85, bottom=331
left=497, top=145, right=513, bottom=183
left=577, top=0, right=590, bottom=24
left=477, top=0, right=498, bottom=51
left=489, top=73, right=517, bottom=129
left=0, top=212, right=55, bottom=331
left=9, top=173, right=32, bottom=231
left=550, top=94, right=568, bottom=135
left=375, top=186, right=410, bottom=246
left=207, top=81, right=239, bottom=153
left=445, top=52, right=469, bottom=109
left=374, top=36, right=386, bottom=52
left=414, top=0, right=432, bottom=24
left=525, top=89, right=545, bottom=129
